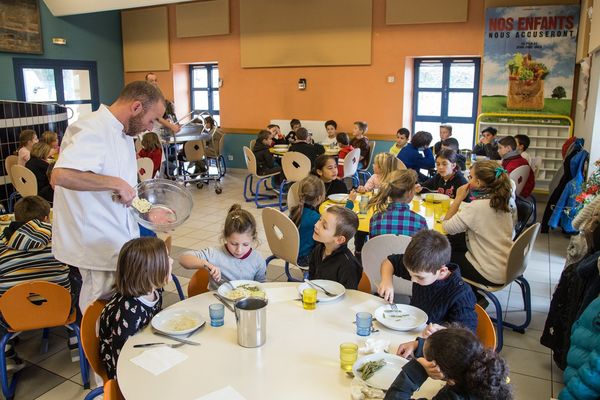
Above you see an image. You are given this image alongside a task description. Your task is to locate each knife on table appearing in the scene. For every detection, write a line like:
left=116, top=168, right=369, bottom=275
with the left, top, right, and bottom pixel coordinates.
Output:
left=153, top=330, right=201, bottom=345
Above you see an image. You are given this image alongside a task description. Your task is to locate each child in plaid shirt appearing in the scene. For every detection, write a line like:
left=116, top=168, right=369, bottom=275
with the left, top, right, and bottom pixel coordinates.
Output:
left=369, top=169, right=427, bottom=237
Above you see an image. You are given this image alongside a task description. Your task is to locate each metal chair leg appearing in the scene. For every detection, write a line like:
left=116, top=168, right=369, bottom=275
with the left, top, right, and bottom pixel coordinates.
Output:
left=0, top=333, right=17, bottom=400
left=84, top=386, right=104, bottom=400
left=171, top=274, right=185, bottom=301
left=70, top=324, right=90, bottom=389
left=503, top=277, right=532, bottom=333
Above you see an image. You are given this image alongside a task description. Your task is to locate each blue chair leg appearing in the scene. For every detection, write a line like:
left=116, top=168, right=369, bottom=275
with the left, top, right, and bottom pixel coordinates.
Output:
left=0, top=333, right=17, bottom=400
left=40, top=328, right=50, bottom=354
left=84, top=386, right=104, bottom=400
left=172, top=274, right=185, bottom=301
left=70, top=324, right=90, bottom=389
left=284, top=262, right=303, bottom=282
left=278, top=180, right=289, bottom=211
left=7, top=192, right=18, bottom=213
left=253, top=178, right=279, bottom=209
left=482, top=291, right=504, bottom=352
left=503, top=276, right=532, bottom=333
left=243, top=174, right=254, bottom=202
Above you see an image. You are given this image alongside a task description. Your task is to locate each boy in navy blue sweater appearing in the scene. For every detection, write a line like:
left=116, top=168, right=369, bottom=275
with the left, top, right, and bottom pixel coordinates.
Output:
left=378, top=229, right=477, bottom=357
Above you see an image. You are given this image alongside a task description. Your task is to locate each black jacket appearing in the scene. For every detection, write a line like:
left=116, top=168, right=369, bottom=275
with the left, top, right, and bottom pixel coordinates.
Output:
left=472, top=141, right=500, bottom=160
left=308, top=243, right=362, bottom=289
left=421, top=171, right=468, bottom=199
left=289, top=142, right=325, bottom=169
left=324, top=179, right=348, bottom=196
left=25, top=157, right=54, bottom=203
left=253, top=141, right=277, bottom=174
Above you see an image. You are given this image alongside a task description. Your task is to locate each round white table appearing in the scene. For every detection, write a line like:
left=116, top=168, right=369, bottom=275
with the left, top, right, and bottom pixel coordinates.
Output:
left=117, top=283, right=443, bottom=399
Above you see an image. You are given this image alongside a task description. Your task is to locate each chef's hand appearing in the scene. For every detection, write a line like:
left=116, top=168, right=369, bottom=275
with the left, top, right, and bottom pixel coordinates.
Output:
left=204, top=262, right=222, bottom=283
left=113, top=179, right=136, bottom=206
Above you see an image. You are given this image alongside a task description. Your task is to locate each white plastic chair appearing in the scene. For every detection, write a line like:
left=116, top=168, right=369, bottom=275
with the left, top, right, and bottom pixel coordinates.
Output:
left=278, top=151, right=312, bottom=211
left=261, top=207, right=303, bottom=281
left=361, top=234, right=413, bottom=296
left=531, top=155, right=543, bottom=179
left=342, top=148, right=361, bottom=187
left=509, top=165, right=531, bottom=197
left=137, top=157, right=154, bottom=181
left=358, top=141, right=377, bottom=184
left=462, top=223, right=540, bottom=351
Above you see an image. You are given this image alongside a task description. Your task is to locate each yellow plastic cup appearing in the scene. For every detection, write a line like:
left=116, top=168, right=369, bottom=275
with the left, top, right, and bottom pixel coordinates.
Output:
left=441, top=199, right=451, bottom=212
left=302, top=288, right=317, bottom=310
left=411, top=198, right=420, bottom=211
left=433, top=204, right=443, bottom=221
left=339, top=343, right=358, bottom=371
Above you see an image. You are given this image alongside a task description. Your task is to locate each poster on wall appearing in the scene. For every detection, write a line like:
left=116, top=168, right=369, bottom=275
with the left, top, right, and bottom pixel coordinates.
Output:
left=482, top=5, right=579, bottom=117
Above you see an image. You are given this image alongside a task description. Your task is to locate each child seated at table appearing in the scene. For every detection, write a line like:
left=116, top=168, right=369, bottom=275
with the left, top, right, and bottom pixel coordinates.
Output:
left=398, top=131, right=435, bottom=182
left=369, top=169, right=427, bottom=238
left=324, top=120, right=337, bottom=146
left=26, top=143, right=55, bottom=203
left=336, top=132, right=355, bottom=178
left=442, top=161, right=513, bottom=288
left=351, top=121, right=370, bottom=169
left=289, top=127, right=325, bottom=168
left=253, top=129, right=283, bottom=182
left=497, top=136, right=535, bottom=198
left=290, top=175, right=326, bottom=266
left=389, top=128, right=410, bottom=157
left=137, top=131, right=162, bottom=178
left=286, top=118, right=301, bottom=143
left=384, top=326, right=511, bottom=400
left=357, top=152, right=401, bottom=193
left=417, top=149, right=467, bottom=199
left=180, top=204, right=266, bottom=289
left=440, top=137, right=466, bottom=170
left=16, top=129, right=38, bottom=166
left=309, top=206, right=362, bottom=289
left=313, top=155, right=349, bottom=196
left=514, top=134, right=533, bottom=167
left=268, top=124, right=287, bottom=145
left=99, top=237, right=171, bottom=379
left=377, top=229, right=477, bottom=332
left=41, top=130, right=59, bottom=159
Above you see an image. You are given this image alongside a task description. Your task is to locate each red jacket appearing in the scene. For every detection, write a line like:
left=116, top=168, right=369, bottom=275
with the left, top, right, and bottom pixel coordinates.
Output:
left=503, top=154, right=535, bottom=198
left=138, top=148, right=162, bottom=177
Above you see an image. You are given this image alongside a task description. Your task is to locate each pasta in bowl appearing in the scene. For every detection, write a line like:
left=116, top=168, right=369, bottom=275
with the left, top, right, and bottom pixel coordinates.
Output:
left=151, top=309, right=206, bottom=336
left=217, top=280, right=266, bottom=302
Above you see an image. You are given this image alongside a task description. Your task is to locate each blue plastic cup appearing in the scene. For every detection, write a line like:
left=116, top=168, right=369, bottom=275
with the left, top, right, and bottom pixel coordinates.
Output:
left=209, top=303, right=225, bottom=327
left=356, top=312, right=372, bottom=336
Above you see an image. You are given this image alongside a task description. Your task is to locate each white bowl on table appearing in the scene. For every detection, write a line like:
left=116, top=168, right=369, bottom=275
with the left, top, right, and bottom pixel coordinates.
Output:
left=423, top=193, right=450, bottom=204
left=327, top=194, right=348, bottom=203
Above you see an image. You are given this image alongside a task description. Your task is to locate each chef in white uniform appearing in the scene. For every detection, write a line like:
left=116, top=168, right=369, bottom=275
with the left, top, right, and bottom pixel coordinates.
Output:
left=51, top=81, right=166, bottom=313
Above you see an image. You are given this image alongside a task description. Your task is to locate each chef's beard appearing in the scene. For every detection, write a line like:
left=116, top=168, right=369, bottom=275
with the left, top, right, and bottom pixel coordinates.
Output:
left=125, top=112, right=147, bottom=136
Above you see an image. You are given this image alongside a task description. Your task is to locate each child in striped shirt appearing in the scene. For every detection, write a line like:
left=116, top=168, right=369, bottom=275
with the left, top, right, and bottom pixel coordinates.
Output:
left=369, top=169, right=427, bottom=238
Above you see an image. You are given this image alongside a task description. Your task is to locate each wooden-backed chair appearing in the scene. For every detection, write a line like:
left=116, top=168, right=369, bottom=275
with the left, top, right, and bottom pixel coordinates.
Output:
left=0, top=282, right=89, bottom=399
left=242, top=146, right=279, bottom=208
left=188, top=268, right=211, bottom=298
left=4, top=156, right=18, bottom=212
left=286, top=182, right=301, bottom=210
left=261, top=207, right=303, bottom=281
left=475, top=304, right=497, bottom=351
left=81, top=299, right=108, bottom=400
left=137, top=157, right=154, bottom=181
left=361, top=234, right=413, bottom=297
left=463, top=223, right=541, bottom=352
left=278, top=151, right=312, bottom=211
left=10, top=165, right=37, bottom=197
left=358, top=272, right=372, bottom=294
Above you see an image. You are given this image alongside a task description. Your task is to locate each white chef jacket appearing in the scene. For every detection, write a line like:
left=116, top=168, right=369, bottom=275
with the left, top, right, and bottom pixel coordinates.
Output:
left=52, top=105, right=140, bottom=271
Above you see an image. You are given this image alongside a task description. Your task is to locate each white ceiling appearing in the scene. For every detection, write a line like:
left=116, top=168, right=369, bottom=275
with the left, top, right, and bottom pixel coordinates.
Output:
left=42, top=0, right=192, bottom=16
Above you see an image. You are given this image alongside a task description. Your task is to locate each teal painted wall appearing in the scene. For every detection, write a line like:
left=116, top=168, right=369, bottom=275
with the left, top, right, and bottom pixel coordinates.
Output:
left=0, top=2, right=123, bottom=105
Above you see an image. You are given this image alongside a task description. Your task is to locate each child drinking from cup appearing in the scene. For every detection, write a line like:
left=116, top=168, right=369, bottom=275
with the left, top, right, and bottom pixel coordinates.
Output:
left=290, top=175, right=326, bottom=266
left=384, top=326, right=512, bottom=399
left=309, top=206, right=362, bottom=289
left=369, top=169, right=427, bottom=238
left=357, top=152, right=402, bottom=193
left=180, top=204, right=266, bottom=289
left=99, top=237, right=172, bottom=379
left=417, top=149, right=467, bottom=199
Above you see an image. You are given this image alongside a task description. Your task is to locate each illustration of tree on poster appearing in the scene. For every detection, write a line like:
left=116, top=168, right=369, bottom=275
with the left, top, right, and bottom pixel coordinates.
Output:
left=482, top=5, right=579, bottom=116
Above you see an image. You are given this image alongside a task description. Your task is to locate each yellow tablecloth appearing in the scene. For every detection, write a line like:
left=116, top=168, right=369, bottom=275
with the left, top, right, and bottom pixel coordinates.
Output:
left=319, top=194, right=446, bottom=234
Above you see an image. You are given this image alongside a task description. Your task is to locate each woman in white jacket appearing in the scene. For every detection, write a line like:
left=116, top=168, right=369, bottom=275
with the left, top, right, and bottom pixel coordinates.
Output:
left=442, top=160, right=514, bottom=286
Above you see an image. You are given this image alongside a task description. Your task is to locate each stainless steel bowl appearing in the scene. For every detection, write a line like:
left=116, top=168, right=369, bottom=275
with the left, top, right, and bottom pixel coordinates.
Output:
left=130, top=179, right=194, bottom=232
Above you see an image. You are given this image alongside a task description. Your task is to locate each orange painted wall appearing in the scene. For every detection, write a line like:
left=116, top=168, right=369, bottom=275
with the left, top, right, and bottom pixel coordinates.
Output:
left=124, top=0, right=485, bottom=136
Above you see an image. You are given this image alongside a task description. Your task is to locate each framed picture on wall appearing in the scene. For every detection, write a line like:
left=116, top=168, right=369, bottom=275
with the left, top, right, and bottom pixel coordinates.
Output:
left=0, top=0, right=43, bottom=54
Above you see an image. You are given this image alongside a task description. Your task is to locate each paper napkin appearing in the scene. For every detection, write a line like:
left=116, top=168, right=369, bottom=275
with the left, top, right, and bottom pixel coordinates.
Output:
left=195, top=386, right=247, bottom=400
left=130, top=346, right=188, bottom=376
left=359, top=338, right=391, bottom=355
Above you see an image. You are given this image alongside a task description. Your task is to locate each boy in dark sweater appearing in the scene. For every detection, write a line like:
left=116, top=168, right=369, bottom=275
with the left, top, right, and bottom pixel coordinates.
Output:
left=377, top=229, right=477, bottom=356
left=289, top=127, right=325, bottom=168
left=308, top=206, right=362, bottom=289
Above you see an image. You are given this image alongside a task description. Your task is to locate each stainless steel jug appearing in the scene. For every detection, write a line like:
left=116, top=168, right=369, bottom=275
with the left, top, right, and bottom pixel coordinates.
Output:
left=234, top=297, right=267, bottom=348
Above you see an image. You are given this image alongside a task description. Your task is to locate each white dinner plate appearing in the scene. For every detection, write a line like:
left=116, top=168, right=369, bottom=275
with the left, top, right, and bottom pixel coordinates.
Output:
left=151, top=308, right=206, bottom=336
left=297, top=280, right=345, bottom=302
left=274, top=144, right=289, bottom=149
left=274, top=148, right=289, bottom=153
left=327, top=194, right=348, bottom=203
left=373, top=304, right=428, bottom=331
left=423, top=193, right=450, bottom=203
left=216, top=280, right=266, bottom=302
left=353, top=353, right=409, bottom=390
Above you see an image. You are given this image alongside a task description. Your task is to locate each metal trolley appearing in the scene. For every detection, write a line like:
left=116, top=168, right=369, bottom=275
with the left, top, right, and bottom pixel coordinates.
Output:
left=160, top=112, right=223, bottom=194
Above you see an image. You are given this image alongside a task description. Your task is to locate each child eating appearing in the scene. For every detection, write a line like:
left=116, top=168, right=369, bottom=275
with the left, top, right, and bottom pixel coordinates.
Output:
left=418, top=149, right=467, bottom=199
left=180, top=204, right=266, bottom=289
left=309, top=206, right=362, bottom=289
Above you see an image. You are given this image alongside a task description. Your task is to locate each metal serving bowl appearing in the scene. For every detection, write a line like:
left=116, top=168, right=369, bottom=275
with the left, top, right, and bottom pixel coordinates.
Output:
left=130, top=179, right=194, bottom=232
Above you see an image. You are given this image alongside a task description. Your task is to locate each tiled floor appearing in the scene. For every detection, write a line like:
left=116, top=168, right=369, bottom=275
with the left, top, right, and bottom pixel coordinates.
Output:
left=12, top=169, right=568, bottom=399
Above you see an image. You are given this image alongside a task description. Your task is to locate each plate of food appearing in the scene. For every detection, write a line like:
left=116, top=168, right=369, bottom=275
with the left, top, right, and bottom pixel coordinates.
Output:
left=151, top=308, right=206, bottom=336
left=327, top=194, right=348, bottom=203
left=217, top=280, right=266, bottom=302
left=0, top=214, right=14, bottom=225
left=352, top=353, right=408, bottom=390
left=423, top=193, right=450, bottom=203
left=297, top=280, right=345, bottom=302
left=274, top=144, right=289, bottom=149
left=373, top=304, right=428, bottom=331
